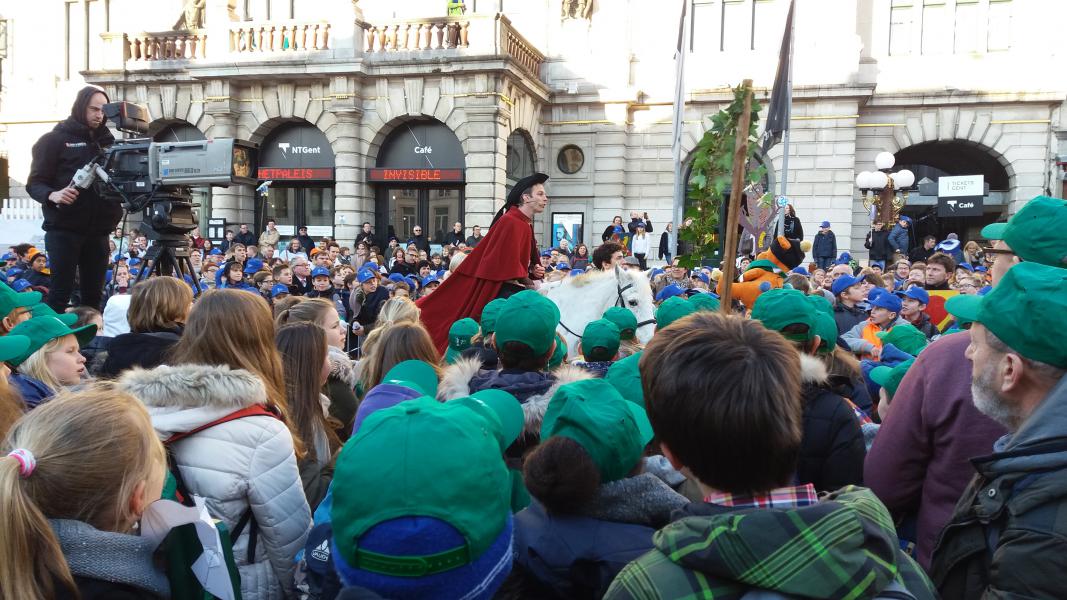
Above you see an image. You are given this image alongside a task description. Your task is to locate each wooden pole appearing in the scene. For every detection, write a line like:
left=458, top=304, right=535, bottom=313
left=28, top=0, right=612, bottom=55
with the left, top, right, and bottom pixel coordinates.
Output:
left=719, top=80, right=754, bottom=313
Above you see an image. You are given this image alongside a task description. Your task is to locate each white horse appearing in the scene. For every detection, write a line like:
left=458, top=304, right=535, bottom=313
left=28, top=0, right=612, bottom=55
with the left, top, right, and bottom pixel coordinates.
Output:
left=542, top=266, right=657, bottom=358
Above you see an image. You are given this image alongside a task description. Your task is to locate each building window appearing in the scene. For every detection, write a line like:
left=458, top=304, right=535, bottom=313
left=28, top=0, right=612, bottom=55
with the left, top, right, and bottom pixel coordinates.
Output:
left=987, top=0, right=1012, bottom=51
left=953, top=0, right=980, bottom=53
left=921, top=0, right=951, bottom=55
left=557, top=145, right=584, bottom=175
left=889, top=0, right=913, bottom=56
left=721, top=0, right=750, bottom=52
left=691, top=0, right=719, bottom=53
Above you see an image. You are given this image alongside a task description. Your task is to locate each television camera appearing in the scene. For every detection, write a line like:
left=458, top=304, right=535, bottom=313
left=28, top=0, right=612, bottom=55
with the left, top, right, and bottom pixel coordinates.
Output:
left=75, top=101, right=258, bottom=289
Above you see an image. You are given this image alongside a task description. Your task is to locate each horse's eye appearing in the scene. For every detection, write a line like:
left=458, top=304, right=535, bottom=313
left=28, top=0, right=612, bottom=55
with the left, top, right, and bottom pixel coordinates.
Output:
left=629, top=300, right=638, bottom=307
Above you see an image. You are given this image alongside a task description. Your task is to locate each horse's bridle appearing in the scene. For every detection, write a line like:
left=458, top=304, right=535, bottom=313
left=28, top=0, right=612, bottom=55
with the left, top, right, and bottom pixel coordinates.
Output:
left=558, top=274, right=657, bottom=339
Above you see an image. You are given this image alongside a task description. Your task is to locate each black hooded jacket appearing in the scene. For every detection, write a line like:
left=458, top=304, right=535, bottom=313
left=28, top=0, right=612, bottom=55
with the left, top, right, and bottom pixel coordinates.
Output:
left=27, top=117, right=120, bottom=235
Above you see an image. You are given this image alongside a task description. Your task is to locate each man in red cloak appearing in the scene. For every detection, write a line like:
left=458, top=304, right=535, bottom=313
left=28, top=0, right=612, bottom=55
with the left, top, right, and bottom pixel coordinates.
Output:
left=417, top=173, right=549, bottom=353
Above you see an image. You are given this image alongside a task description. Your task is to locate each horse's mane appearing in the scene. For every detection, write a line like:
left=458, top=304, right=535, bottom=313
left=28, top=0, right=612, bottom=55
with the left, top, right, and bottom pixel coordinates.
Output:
left=568, top=268, right=615, bottom=288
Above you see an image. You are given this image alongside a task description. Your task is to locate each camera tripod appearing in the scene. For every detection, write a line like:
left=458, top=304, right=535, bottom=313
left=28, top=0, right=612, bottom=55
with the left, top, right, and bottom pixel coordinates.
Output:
left=135, top=237, right=202, bottom=295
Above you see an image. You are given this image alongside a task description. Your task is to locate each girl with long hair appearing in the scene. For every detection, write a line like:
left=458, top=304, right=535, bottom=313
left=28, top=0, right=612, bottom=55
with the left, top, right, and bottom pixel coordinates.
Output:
left=275, top=322, right=340, bottom=510
left=119, top=289, right=311, bottom=600
left=630, top=224, right=650, bottom=269
left=571, top=243, right=591, bottom=270
left=98, top=276, right=192, bottom=378
left=276, top=297, right=358, bottom=439
left=0, top=385, right=169, bottom=600
left=9, top=316, right=95, bottom=408
left=357, top=321, right=442, bottom=396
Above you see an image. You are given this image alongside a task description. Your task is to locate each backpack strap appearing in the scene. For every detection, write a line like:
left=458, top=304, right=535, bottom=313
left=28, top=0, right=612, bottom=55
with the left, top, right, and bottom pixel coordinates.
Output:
left=165, top=404, right=279, bottom=445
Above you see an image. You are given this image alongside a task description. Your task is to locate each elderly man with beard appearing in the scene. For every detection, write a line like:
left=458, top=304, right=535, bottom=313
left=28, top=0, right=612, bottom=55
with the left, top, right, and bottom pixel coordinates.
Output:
left=864, top=196, right=1064, bottom=572
left=929, top=262, right=1067, bottom=599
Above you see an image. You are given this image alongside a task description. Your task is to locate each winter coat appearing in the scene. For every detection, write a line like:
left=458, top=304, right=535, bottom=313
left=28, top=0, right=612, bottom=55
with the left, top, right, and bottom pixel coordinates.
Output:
left=842, top=316, right=907, bottom=357
left=513, top=473, right=688, bottom=599
left=439, top=358, right=594, bottom=456
left=867, top=333, right=1006, bottom=569
left=796, top=354, right=866, bottom=493
left=234, top=231, right=257, bottom=246
left=833, top=302, right=868, bottom=337
left=465, top=234, right=484, bottom=247
left=10, top=372, right=54, bottom=409
left=888, top=217, right=913, bottom=255
left=812, top=230, right=837, bottom=259
left=658, top=230, right=674, bottom=257
left=627, top=218, right=653, bottom=235
left=259, top=229, right=280, bottom=249
left=97, top=328, right=181, bottom=379
left=909, top=245, right=934, bottom=264
left=783, top=214, right=804, bottom=241
left=408, top=234, right=431, bottom=254
left=907, top=311, right=941, bottom=340
left=354, top=231, right=379, bottom=250
left=51, top=519, right=169, bottom=600
left=930, top=374, right=1067, bottom=599
left=117, top=364, right=312, bottom=600
left=604, top=486, right=936, bottom=600
left=325, top=345, right=358, bottom=440
left=27, top=117, right=122, bottom=235
left=296, top=235, right=316, bottom=256
left=443, top=230, right=465, bottom=246
left=865, top=228, right=892, bottom=262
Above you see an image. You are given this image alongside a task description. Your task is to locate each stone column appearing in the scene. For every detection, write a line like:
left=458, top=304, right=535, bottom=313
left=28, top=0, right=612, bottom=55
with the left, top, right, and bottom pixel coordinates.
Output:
left=203, top=80, right=250, bottom=225
left=462, top=102, right=509, bottom=231
left=329, top=76, right=366, bottom=244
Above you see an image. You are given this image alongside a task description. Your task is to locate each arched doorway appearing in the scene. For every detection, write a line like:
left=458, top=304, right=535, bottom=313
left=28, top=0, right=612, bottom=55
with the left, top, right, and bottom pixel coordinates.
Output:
left=893, top=140, right=1011, bottom=243
left=370, top=119, right=465, bottom=246
left=256, top=121, right=336, bottom=242
left=505, top=129, right=537, bottom=194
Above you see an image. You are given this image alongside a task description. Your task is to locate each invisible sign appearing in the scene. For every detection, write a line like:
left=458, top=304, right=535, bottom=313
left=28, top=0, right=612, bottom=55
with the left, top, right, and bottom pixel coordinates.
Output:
left=937, top=175, right=984, bottom=217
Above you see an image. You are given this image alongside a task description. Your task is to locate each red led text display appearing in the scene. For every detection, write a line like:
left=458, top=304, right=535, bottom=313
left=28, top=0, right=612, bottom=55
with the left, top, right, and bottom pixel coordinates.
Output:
left=367, top=168, right=465, bottom=183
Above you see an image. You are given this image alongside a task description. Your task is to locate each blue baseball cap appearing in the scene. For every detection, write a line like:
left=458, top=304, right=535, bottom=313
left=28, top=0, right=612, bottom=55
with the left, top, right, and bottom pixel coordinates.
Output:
left=568, top=269, right=583, bottom=277
left=270, top=283, right=290, bottom=298
left=311, top=266, right=331, bottom=279
left=613, top=225, right=625, bottom=234
left=820, top=220, right=831, bottom=228
left=870, top=261, right=885, bottom=270
left=649, top=268, right=665, bottom=279
left=791, top=267, right=810, bottom=276
left=556, top=263, right=571, bottom=271
left=2, top=253, right=14, bottom=261
left=11, top=279, right=31, bottom=292
left=691, top=271, right=710, bottom=284
left=130, top=268, right=140, bottom=276
left=831, top=274, right=863, bottom=296
left=244, top=258, right=264, bottom=274
left=540, top=250, right=552, bottom=257
left=406, top=276, right=420, bottom=289
left=896, top=287, right=930, bottom=305
left=869, top=290, right=903, bottom=313
left=974, top=265, right=988, bottom=273
left=6, top=267, right=23, bottom=278
left=209, top=247, right=222, bottom=255
left=655, top=284, right=687, bottom=302
left=357, top=269, right=378, bottom=284
left=957, top=262, right=974, bottom=272
left=128, top=257, right=142, bottom=266
left=387, top=273, right=405, bottom=283
left=421, top=275, right=440, bottom=287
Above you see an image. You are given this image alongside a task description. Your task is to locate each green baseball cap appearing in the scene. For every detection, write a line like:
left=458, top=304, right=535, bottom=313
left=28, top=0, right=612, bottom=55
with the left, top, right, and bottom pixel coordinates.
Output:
left=604, top=351, right=644, bottom=407
left=479, top=298, right=508, bottom=335
left=946, top=262, right=1067, bottom=368
left=381, top=360, right=438, bottom=397
left=981, top=196, right=1067, bottom=267
left=804, top=294, right=839, bottom=353
left=541, top=379, right=654, bottom=482
left=29, top=302, right=79, bottom=326
left=870, top=358, right=916, bottom=400
left=689, top=292, right=721, bottom=313
left=752, top=288, right=818, bottom=342
left=0, top=334, right=31, bottom=364
left=0, top=285, right=41, bottom=319
left=656, top=296, right=697, bottom=330
left=8, top=316, right=97, bottom=366
left=331, top=391, right=522, bottom=575
left=581, top=319, right=621, bottom=360
left=444, top=318, right=480, bottom=364
left=876, top=323, right=928, bottom=356
left=548, top=332, right=567, bottom=369
left=494, top=290, right=560, bottom=356
left=602, top=306, right=638, bottom=340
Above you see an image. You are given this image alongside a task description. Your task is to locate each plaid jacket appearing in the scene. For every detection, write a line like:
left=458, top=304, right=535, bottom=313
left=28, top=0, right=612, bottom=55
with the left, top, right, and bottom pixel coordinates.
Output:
left=604, top=486, right=935, bottom=600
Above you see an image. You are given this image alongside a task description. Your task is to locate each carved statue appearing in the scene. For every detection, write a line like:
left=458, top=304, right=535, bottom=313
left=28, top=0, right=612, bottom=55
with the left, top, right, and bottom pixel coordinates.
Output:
left=173, top=0, right=206, bottom=30
left=561, top=0, right=593, bottom=21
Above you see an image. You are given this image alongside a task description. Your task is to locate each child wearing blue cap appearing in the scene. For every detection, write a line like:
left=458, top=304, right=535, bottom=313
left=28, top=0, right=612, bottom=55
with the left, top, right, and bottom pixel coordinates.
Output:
left=305, top=266, right=345, bottom=317
left=841, top=289, right=906, bottom=360
left=897, top=286, right=938, bottom=339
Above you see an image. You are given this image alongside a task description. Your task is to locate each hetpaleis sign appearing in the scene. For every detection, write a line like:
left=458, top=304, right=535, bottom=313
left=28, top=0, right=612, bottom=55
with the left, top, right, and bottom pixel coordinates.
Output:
left=937, top=175, right=984, bottom=217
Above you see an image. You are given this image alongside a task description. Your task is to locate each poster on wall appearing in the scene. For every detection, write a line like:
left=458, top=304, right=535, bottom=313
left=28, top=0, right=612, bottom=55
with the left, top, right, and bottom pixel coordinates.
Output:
left=551, top=212, right=584, bottom=248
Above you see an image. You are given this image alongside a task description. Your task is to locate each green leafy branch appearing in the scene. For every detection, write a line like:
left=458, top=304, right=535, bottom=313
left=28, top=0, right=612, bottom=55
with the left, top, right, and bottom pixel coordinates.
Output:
left=679, top=84, right=763, bottom=268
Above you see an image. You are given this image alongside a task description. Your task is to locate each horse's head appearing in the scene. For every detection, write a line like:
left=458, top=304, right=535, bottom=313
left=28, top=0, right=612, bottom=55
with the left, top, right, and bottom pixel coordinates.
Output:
left=613, top=265, right=656, bottom=344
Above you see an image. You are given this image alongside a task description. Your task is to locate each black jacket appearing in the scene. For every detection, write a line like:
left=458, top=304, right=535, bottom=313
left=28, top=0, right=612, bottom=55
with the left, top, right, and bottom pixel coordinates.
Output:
left=98, top=329, right=181, bottom=378
left=864, top=229, right=892, bottom=262
left=909, top=245, right=935, bottom=263
left=233, top=231, right=256, bottom=246
left=354, top=231, right=379, bottom=249
left=62, top=577, right=164, bottom=600
left=443, top=230, right=465, bottom=246
left=783, top=214, right=804, bottom=241
left=796, top=357, right=866, bottom=493
left=833, top=302, right=868, bottom=336
left=466, top=234, right=484, bottom=247
left=27, top=117, right=121, bottom=235
left=296, top=234, right=316, bottom=255
left=409, top=234, right=431, bottom=254
left=627, top=218, right=653, bottom=235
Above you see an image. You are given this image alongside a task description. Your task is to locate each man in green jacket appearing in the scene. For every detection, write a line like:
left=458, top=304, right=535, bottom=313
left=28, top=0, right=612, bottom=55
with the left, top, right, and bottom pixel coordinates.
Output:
left=605, top=310, right=935, bottom=600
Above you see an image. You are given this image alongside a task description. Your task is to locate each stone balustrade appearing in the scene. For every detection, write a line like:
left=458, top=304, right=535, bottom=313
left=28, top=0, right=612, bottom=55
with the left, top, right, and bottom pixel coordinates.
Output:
left=500, top=20, right=543, bottom=77
left=364, top=19, right=470, bottom=52
left=230, top=21, right=330, bottom=54
left=128, top=30, right=206, bottom=61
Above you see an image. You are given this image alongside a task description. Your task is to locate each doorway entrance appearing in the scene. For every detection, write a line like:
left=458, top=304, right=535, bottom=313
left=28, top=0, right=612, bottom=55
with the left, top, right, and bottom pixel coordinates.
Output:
left=376, top=187, right=464, bottom=245
left=267, top=186, right=335, bottom=240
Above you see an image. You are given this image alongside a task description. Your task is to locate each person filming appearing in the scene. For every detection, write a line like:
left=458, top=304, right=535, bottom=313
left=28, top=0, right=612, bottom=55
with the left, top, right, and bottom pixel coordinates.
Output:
left=27, top=85, right=121, bottom=312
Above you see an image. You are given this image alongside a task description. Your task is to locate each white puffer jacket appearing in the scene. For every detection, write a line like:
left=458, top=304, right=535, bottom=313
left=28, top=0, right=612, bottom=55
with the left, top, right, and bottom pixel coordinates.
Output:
left=119, top=364, right=311, bottom=600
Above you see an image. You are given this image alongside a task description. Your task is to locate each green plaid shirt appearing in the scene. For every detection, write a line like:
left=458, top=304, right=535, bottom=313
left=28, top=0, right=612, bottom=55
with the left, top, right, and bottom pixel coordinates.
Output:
left=604, top=486, right=936, bottom=600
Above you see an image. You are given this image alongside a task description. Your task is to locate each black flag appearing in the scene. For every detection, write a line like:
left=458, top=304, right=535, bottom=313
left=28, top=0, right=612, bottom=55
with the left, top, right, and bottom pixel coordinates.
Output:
left=761, top=0, right=795, bottom=154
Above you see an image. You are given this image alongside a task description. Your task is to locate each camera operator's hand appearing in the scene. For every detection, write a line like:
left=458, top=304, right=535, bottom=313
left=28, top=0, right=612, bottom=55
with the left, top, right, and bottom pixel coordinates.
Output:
left=48, top=187, right=79, bottom=206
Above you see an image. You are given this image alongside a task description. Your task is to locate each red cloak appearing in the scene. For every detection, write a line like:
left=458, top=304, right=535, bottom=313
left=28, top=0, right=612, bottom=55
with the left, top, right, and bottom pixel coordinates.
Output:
left=416, top=206, right=538, bottom=353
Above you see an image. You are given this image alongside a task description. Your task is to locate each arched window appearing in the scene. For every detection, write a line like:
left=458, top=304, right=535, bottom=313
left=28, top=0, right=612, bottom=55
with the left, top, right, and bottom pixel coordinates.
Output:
left=505, top=130, right=536, bottom=193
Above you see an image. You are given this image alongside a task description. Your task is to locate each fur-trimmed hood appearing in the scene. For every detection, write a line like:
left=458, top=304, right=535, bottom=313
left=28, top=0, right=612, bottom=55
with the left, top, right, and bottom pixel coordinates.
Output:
left=327, top=345, right=358, bottom=388
left=799, top=352, right=829, bottom=385
left=438, top=357, right=594, bottom=434
left=116, top=363, right=268, bottom=439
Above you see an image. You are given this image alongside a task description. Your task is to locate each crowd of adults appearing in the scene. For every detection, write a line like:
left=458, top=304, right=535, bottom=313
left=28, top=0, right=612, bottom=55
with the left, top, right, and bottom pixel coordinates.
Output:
left=0, top=193, right=1064, bottom=600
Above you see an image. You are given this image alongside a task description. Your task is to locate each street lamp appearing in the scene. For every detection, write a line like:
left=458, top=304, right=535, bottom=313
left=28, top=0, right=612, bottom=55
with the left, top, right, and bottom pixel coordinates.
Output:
left=855, top=152, right=914, bottom=227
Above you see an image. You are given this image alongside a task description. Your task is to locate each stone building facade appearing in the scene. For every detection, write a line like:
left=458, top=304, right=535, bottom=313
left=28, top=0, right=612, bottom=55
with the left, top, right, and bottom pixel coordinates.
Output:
left=1, top=0, right=1064, bottom=259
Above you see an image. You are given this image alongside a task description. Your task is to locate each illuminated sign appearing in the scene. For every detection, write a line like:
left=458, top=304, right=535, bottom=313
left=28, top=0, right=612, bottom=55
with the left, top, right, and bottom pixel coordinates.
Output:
left=367, top=168, right=465, bottom=183
left=257, top=167, right=335, bottom=181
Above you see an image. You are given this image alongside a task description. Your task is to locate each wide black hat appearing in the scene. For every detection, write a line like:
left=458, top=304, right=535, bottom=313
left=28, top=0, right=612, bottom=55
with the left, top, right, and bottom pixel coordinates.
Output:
left=505, top=172, right=549, bottom=207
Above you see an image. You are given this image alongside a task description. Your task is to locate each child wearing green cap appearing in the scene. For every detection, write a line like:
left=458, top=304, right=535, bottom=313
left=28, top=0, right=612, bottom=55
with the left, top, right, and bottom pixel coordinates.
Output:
left=573, top=319, right=623, bottom=377
left=8, top=316, right=96, bottom=409
left=512, top=379, right=687, bottom=598
left=0, top=284, right=39, bottom=335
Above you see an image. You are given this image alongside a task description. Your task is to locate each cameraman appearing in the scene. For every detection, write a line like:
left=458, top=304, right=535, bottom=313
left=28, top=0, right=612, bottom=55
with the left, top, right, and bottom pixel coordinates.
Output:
left=27, top=85, right=121, bottom=311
